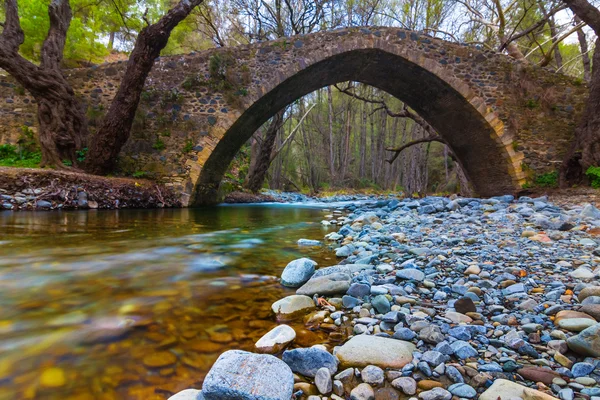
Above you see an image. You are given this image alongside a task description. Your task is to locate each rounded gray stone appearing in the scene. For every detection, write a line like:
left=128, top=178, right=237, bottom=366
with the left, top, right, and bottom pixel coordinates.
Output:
left=280, top=258, right=316, bottom=287
left=202, top=350, right=294, bottom=400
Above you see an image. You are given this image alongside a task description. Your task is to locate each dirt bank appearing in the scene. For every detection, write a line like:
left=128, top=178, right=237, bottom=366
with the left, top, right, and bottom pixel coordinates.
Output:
left=0, top=167, right=181, bottom=211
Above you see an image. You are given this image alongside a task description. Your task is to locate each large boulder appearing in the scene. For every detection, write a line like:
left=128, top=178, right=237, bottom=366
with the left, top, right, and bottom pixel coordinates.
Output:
left=296, top=273, right=351, bottom=296
left=271, top=295, right=314, bottom=319
left=335, top=335, right=415, bottom=369
left=282, top=347, right=338, bottom=378
left=255, top=325, right=296, bottom=354
left=566, top=323, right=600, bottom=357
left=280, top=258, right=316, bottom=287
left=202, top=350, right=294, bottom=400
left=479, top=379, right=558, bottom=400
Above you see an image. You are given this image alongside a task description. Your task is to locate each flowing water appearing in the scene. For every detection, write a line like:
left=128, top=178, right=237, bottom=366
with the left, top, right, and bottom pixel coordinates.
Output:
left=0, top=204, right=344, bottom=399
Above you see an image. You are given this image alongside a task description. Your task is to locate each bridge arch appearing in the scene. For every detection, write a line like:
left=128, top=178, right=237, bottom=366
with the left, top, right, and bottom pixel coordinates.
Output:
left=193, top=35, right=525, bottom=205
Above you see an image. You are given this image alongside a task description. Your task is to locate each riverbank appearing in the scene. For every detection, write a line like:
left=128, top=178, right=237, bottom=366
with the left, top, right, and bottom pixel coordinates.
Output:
left=170, top=194, right=600, bottom=400
left=0, top=167, right=181, bottom=210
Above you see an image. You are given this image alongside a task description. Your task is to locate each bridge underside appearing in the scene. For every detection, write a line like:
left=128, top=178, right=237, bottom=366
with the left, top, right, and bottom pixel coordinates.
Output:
left=192, top=49, right=522, bottom=205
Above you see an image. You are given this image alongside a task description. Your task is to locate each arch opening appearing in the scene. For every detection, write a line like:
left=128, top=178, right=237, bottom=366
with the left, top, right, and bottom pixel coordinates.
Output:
left=193, top=48, right=521, bottom=205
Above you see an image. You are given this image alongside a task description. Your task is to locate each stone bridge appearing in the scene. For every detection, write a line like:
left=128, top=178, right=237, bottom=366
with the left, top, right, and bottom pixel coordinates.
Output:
left=0, top=27, right=587, bottom=205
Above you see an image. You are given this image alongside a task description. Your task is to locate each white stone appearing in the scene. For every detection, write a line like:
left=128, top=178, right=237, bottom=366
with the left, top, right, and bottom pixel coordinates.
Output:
left=271, top=295, right=315, bottom=317
left=479, top=379, right=560, bottom=400
left=255, top=325, right=296, bottom=353
left=336, top=335, right=415, bottom=369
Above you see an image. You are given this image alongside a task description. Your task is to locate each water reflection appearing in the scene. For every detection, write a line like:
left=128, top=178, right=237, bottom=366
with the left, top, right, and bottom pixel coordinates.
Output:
left=0, top=205, right=339, bottom=399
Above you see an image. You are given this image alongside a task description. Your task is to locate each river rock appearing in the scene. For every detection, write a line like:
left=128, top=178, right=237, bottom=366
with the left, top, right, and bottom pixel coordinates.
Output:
left=578, top=286, right=600, bottom=302
left=336, top=335, right=415, bottom=369
left=579, top=304, right=600, bottom=320
left=271, top=295, right=315, bottom=318
left=566, top=323, right=600, bottom=357
left=315, top=367, right=332, bottom=394
left=280, top=258, right=317, bottom=287
left=391, top=377, right=417, bottom=395
left=418, top=387, right=451, bottom=400
left=557, top=318, right=597, bottom=332
left=350, top=383, right=375, bottom=400
left=282, top=347, right=338, bottom=377
left=554, top=310, right=596, bottom=324
left=202, top=350, right=294, bottom=400
left=297, top=239, right=321, bottom=246
left=396, top=268, right=425, bottom=282
left=454, top=297, right=476, bottom=314
left=518, top=366, right=560, bottom=385
left=296, top=272, right=351, bottom=296
left=479, top=379, right=558, bottom=400
left=168, top=389, right=205, bottom=400
left=255, top=325, right=296, bottom=353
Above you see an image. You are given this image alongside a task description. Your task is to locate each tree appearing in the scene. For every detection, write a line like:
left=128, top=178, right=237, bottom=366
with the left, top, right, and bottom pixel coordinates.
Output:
left=84, top=0, right=205, bottom=174
left=560, top=0, right=600, bottom=185
left=0, top=0, right=86, bottom=168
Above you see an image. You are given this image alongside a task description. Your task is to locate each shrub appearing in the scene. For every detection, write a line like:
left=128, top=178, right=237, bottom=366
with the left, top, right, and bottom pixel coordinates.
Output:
left=183, top=139, right=194, bottom=153
left=586, top=166, right=600, bottom=188
left=132, top=171, right=148, bottom=178
left=0, top=144, right=17, bottom=158
left=534, top=171, right=558, bottom=188
left=152, top=138, right=165, bottom=151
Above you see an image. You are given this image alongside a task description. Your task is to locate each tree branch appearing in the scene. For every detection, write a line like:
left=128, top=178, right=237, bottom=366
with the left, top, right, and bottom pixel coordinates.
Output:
left=41, top=0, right=72, bottom=71
left=386, top=136, right=447, bottom=163
left=563, top=0, right=600, bottom=34
left=1, top=0, right=25, bottom=52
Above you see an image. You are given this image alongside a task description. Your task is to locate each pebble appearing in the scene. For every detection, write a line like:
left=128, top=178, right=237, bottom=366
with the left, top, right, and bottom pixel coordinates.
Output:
left=196, top=194, right=600, bottom=400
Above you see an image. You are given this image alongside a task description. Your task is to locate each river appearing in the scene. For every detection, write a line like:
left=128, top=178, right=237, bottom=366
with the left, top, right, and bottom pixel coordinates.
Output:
left=0, top=204, right=344, bottom=399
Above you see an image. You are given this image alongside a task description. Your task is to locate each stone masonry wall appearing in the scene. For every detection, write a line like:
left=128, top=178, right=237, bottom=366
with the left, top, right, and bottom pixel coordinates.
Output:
left=0, top=27, right=588, bottom=204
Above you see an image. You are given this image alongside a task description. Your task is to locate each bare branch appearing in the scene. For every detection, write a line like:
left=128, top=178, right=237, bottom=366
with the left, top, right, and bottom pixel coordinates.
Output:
left=386, top=136, right=447, bottom=163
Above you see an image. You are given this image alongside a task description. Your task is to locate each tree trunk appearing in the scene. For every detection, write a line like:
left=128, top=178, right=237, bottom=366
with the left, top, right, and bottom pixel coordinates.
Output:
left=245, top=109, right=285, bottom=192
left=0, top=0, right=85, bottom=168
left=85, top=0, right=204, bottom=174
left=575, top=16, right=592, bottom=83
left=561, top=36, right=600, bottom=185
left=359, top=100, right=367, bottom=179
left=560, top=0, right=600, bottom=185
left=327, top=85, right=335, bottom=180
left=539, top=3, right=563, bottom=68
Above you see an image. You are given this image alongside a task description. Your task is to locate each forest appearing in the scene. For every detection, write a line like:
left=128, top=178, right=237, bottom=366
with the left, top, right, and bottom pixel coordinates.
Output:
left=0, top=0, right=599, bottom=196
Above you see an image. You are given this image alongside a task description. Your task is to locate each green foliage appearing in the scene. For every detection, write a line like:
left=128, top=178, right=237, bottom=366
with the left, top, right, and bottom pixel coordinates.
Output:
left=76, top=147, right=88, bottom=163
left=525, top=98, right=540, bottom=109
left=141, top=89, right=160, bottom=103
left=152, top=138, right=166, bottom=151
left=18, top=0, right=113, bottom=65
left=182, top=75, right=207, bottom=90
left=183, top=139, right=194, bottom=153
left=0, top=144, right=17, bottom=159
left=534, top=171, right=558, bottom=188
left=0, top=141, right=41, bottom=168
left=586, top=166, right=600, bottom=189
left=132, top=171, right=148, bottom=178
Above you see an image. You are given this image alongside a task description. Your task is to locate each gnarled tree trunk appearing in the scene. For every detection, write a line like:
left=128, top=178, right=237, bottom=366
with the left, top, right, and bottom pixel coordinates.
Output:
left=85, top=0, right=204, bottom=175
left=560, top=0, right=600, bottom=186
left=0, top=0, right=85, bottom=168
